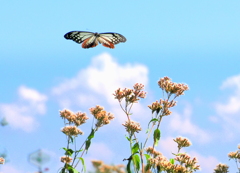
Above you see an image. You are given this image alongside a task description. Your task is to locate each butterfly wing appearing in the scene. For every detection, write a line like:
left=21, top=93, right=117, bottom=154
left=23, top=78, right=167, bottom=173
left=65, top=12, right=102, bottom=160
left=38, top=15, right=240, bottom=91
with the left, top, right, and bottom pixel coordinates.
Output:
left=81, top=35, right=99, bottom=48
left=64, top=31, right=126, bottom=49
left=99, top=32, right=127, bottom=43
left=64, top=31, right=94, bottom=43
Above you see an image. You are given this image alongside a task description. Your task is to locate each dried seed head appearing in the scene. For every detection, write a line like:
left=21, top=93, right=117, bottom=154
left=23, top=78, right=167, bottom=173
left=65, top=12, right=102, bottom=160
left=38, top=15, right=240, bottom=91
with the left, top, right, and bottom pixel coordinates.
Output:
left=158, top=77, right=189, bottom=96
left=113, top=83, right=146, bottom=103
left=61, top=126, right=83, bottom=137
left=213, top=163, right=229, bottom=173
left=122, top=120, right=141, bottom=135
left=89, top=105, right=114, bottom=128
left=174, top=136, right=192, bottom=150
left=60, top=156, right=73, bottom=164
left=0, top=157, right=5, bottom=164
left=60, top=109, right=76, bottom=123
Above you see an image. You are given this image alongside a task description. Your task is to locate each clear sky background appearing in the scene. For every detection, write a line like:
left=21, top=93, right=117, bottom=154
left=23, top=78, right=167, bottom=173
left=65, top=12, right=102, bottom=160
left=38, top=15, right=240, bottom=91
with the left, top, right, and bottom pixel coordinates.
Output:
left=1, top=1, right=240, bottom=172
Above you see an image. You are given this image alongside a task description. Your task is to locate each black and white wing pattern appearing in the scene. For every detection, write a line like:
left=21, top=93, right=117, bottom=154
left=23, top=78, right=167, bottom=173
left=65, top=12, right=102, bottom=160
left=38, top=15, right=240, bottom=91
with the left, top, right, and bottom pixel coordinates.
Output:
left=64, top=31, right=126, bottom=49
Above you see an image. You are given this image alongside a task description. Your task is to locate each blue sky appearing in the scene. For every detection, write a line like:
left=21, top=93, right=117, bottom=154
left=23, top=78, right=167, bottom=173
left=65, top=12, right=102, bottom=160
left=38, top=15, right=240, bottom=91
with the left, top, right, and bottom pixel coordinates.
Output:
left=1, top=1, right=240, bottom=172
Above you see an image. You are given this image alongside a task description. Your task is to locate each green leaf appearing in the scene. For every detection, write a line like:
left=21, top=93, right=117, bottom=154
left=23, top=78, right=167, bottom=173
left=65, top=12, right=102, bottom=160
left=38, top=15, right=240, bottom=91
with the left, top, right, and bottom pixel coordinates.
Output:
left=132, top=154, right=140, bottom=172
left=62, top=148, right=74, bottom=156
left=131, top=143, right=139, bottom=154
left=79, top=157, right=86, bottom=173
left=60, top=168, right=66, bottom=173
left=145, top=129, right=150, bottom=134
left=126, top=136, right=131, bottom=142
left=85, top=140, right=91, bottom=151
left=144, top=154, right=151, bottom=172
left=69, top=136, right=74, bottom=143
left=87, top=129, right=95, bottom=140
left=85, top=129, right=95, bottom=151
left=65, top=164, right=79, bottom=173
left=75, top=149, right=83, bottom=153
left=126, top=158, right=132, bottom=173
left=153, top=129, right=161, bottom=146
left=169, top=158, right=175, bottom=164
left=144, top=154, right=150, bottom=160
left=148, top=118, right=158, bottom=128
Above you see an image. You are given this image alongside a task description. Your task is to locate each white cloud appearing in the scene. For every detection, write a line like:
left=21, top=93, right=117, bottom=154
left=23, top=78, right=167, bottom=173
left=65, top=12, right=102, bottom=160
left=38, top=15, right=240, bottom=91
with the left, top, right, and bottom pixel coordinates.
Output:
left=189, top=151, right=219, bottom=172
left=52, top=53, right=149, bottom=123
left=0, top=86, right=47, bottom=132
left=19, top=86, right=47, bottom=114
left=216, top=74, right=240, bottom=115
left=0, top=164, right=24, bottom=173
left=168, top=104, right=211, bottom=143
left=220, top=74, right=240, bottom=92
left=157, top=137, right=178, bottom=157
left=214, top=74, right=240, bottom=138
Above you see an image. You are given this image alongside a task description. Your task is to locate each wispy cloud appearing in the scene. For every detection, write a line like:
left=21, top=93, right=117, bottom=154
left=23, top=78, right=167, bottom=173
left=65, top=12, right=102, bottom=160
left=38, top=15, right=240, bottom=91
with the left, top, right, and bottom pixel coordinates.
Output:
left=1, top=164, right=25, bottom=173
left=168, top=104, right=211, bottom=144
left=213, top=74, right=240, bottom=139
left=52, top=53, right=149, bottom=123
left=189, top=151, right=219, bottom=172
left=215, top=74, right=240, bottom=115
left=0, top=86, right=47, bottom=132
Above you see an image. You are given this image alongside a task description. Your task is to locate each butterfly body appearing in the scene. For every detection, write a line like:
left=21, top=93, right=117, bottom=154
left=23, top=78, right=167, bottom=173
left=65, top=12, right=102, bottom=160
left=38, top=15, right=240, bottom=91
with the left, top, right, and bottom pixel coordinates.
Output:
left=64, top=31, right=126, bottom=49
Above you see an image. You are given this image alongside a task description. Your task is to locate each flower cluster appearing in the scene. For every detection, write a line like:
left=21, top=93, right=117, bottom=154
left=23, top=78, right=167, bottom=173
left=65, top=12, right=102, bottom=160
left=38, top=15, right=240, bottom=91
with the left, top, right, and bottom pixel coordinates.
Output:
left=61, top=126, right=83, bottom=137
left=92, top=160, right=125, bottom=173
left=148, top=153, right=199, bottom=172
left=113, top=83, right=146, bottom=103
left=213, top=163, right=229, bottom=173
left=145, top=146, right=162, bottom=158
left=148, top=153, right=170, bottom=171
left=148, top=99, right=176, bottom=115
left=174, top=136, right=192, bottom=151
left=158, top=76, right=189, bottom=96
left=228, top=151, right=240, bottom=159
left=0, top=157, right=5, bottom=164
left=174, top=153, right=200, bottom=172
left=89, top=105, right=114, bottom=128
left=60, top=109, right=89, bottom=126
left=228, top=145, right=240, bottom=160
left=122, top=120, right=141, bottom=136
left=60, top=156, right=73, bottom=164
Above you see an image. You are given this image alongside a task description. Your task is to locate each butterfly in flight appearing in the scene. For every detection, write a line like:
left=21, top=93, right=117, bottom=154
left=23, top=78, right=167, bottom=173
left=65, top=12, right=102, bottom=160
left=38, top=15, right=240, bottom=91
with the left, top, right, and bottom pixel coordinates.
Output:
left=64, top=31, right=126, bottom=49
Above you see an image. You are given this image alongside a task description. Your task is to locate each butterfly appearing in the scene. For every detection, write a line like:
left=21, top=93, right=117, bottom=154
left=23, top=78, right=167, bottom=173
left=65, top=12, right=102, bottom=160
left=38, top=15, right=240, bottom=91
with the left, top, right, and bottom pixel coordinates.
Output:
left=64, top=31, right=126, bottom=49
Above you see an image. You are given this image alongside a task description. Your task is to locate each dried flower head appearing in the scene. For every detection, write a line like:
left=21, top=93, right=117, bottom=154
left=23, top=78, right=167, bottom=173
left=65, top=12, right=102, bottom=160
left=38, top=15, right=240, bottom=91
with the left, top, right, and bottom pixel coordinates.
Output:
left=92, top=160, right=104, bottom=168
left=89, top=105, right=114, bottom=128
left=0, top=157, right=5, bottom=164
left=148, top=101, right=162, bottom=113
left=149, top=154, right=173, bottom=172
left=213, top=163, right=229, bottom=173
left=74, top=112, right=89, bottom=126
left=145, top=147, right=163, bottom=158
left=60, top=109, right=89, bottom=126
left=61, top=126, right=83, bottom=137
left=228, top=151, right=240, bottom=159
left=92, top=160, right=125, bottom=173
left=158, top=77, right=189, bottom=96
left=148, top=99, right=176, bottom=116
left=60, top=109, right=76, bottom=123
left=122, top=120, right=141, bottom=135
left=174, top=153, right=200, bottom=171
left=173, top=164, right=187, bottom=172
left=60, top=156, right=73, bottom=164
left=113, top=83, right=146, bottom=103
left=174, top=137, right=192, bottom=151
